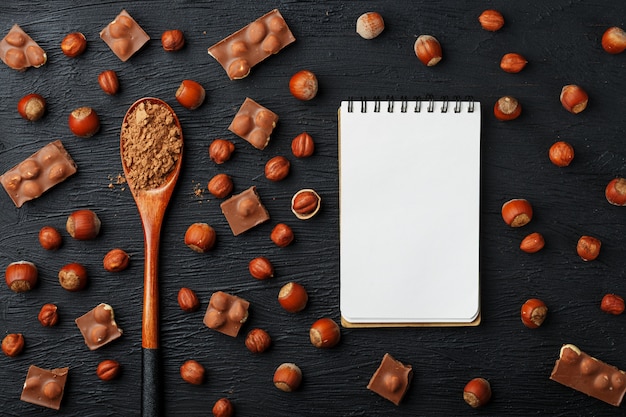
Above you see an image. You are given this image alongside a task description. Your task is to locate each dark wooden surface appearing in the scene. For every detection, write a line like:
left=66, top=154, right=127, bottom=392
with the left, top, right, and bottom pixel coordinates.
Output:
left=1, top=1, right=626, bottom=416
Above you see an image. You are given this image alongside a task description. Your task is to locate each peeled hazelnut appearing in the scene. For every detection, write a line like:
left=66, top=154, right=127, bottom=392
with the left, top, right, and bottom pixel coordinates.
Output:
left=463, top=377, right=492, bottom=408
left=414, top=35, right=442, bottom=66
left=601, top=294, right=625, bottom=315
left=38, top=226, right=62, bottom=250
left=184, top=223, right=216, bottom=253
left=520, top=298, right=548, bottom=328
left=291, top=132, right=315, bottom=158
left=180, top=359, right=205, bottom=385
left=549, top=141, right=574, bottom=167
left=61, top=32, right=87, bottom=57
left=560, top=84, right=588, bottom=114
left=500, top=53, right=527, bottom=73
left=291, top=189, right=321, bottom=220
left=38, top=303, right=59, bottom=327
left=161, top=29, right=185, bottom=51
left=66, top=209, right=101, bottom=240
left=356, top=12, right=384, bottom=39
left=245, top=328, right=272, bottom=353
left=478, top=9, right=504, bottom=31
left=68, top=106, right=100, bottom=137
left=5, top=261, right=38, bottom=292
left=97, top=359, right=121, bottom=381
left=98, top=70, right=119, bottom=95
left=177, top=287, right=200, bottom=312
left=289, top=70, right=318, bottom=101
left=494, top=96, right=521, bottom=121
left=577, top=235, right=601, bottom=261
left=605, top=177, right=626, bottom=206
left=17, top=93, right=46, bottom=121
left=278, top=282, right=308, bottom=313
left=273, top=362, right=302, bottom=392
left=520, top=232, right=545, bottom=253
left=58, top=262, right=88, bottom=291
left=212, top=398, right=234, bottom=417
left=501, top=199, right=533, bottom=227
left=601, top=26, right=626, bottom=54
left=209, top=139, right=235, bottom=164
left=309, top=317, right=341, bottom=348
left=264, top=156, right=290, bottom=181
left=270, top=223, right=294, bottom=247
left=208, top=173, right=233, bottom=199
left=2, top=333, right=25, bottom=357
left=176, top=79, right=205, bottom=110
left=248, top=257, right=274, bottom=280
left=103, top=248, right=130, bottom=272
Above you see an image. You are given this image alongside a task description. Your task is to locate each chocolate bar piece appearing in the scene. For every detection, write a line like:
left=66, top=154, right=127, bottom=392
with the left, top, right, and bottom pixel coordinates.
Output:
left=20, top=365, right=69, bottom=410
left=0, top=140, right=77, bottom=207
left=203, top=291, right=250, bottom=337
left=228, top=97, right=278, bottom=150
left=100, top=9, right=149, bottom=62
left=208, top=9, right=295, bottom=80
left=367, top=353, right=413, bottom=405
left=550, top=344, right=626, bottom=406
left=220, top=186, right=270, bottom=235
left=75, top=303, right=123, bottom=350
left=0, top=24, right=47, bottom=70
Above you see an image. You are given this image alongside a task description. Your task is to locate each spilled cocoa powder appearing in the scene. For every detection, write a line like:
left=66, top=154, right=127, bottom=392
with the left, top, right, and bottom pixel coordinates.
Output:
left=121, top=100, right=182, bottom=191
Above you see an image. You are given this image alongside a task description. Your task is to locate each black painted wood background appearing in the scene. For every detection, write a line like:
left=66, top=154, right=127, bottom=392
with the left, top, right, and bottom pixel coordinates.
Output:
left=1, top=1, right=626, bottom=416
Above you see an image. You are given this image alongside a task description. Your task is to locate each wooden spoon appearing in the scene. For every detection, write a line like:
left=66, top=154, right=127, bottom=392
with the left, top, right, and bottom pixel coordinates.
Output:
left=120, top=97, right=183, bottom=417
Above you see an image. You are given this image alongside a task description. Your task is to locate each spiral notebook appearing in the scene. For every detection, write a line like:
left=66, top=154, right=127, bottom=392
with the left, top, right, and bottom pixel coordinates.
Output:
left=339, top=97, right=482, bottom=327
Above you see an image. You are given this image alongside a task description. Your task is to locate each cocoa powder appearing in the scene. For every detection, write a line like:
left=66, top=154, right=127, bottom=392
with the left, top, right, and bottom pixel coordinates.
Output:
left=121, top=101, right=182, bottom=191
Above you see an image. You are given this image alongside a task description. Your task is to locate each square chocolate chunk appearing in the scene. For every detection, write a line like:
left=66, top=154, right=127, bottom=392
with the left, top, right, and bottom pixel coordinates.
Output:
left=228, top=98, right=278, bottom=150
left=21, top=365, right=69, bottom=410
left=367, top=353, right=413, bottom=405
left=203, top=291, right=250, bottom=337
left=100, top=9, right=150, bottom=62
left=220, top=186, right=270, bottom=235
left=75, top=303, right=123, bottom=350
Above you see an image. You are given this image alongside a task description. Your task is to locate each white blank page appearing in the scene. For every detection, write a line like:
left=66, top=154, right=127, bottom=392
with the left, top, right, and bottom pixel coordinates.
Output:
left=339, top=99, right=481, bottom=326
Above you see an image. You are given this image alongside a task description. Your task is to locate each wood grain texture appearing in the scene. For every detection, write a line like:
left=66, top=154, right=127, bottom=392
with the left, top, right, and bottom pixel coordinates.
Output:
left=0, top=1, right=625, bottom=416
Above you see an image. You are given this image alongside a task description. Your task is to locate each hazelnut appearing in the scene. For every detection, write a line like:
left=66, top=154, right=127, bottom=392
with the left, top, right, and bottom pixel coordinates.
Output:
left=58, top=262, right=88, bottom=291
left=549, top=141, right=574, bottom=167
left=500, top=53, right=527, bottom=73
left=68, top=106, right=100, bottom=138
left=103, top=248, right=130, bottom=272
left=161, top=29, right=185, bottom=51
left=605, top=177, right=626, bottom=206
left=356, top=12, right=385, bottom=39
left=463, top=377, right=492, bottom=408
left=38, top=226, right=62, bottom=250
left=245, top=328, right=272, bottom=353
left=180, top=359, right=205, bottom=385
left=98, top=70, right=120, bottom=95
left=60, top=32, right=87, bottom=57
left=38, top=303, right=59, bottom=327
left=208, top=173, right=233, bottom=199
left=309, top=317, right=341, bottom=348
left=270, top=223, right=294, bottom=247
left=273, top=362, right=302, bottom=392
left=184, top=223, right=216, bottom=253
left=501, top=198, right=533, bottom=227
left=248, top=257, right=274, bottom=280
left=414, top=35, right=442, bottom=66
left=478, top=9, right=504, bottom=31
left=278, top=282, right=308, bottom=313
left=560, top=84, right=588, bottom=114
left=177, top=287, right=200, bottom=312
left=264, top=156, right=290, bottom=181
left=601, top=26, right=626, bottom=54
left=176, top=79, right=205, bottom=110
left=209, top=139, right=235, bottom=164
left=601, top=294, right=625, bottom=315
left=96, top=359, right=121, bottom=381
left=289, top=70, right=318, bottom=101
left=519, top=232, right=545, bottom=253
left=2, top=333, right=25, bottom=357
left=66, top=209, right=101, bottom=240
left=520, top=298, right=548, bottom=328
left=291, top=189, right=321, bottom=220
left=17, top=93, right=46, bottom=121
left=577, top=235, right=601, bottom=261
left=212, top=398, right=234, bottom=417
left=5, top=261, right=38, bottom=292
left=494, top=96, right=521, bottom=121
left=291, top=132, right=315, bottom=158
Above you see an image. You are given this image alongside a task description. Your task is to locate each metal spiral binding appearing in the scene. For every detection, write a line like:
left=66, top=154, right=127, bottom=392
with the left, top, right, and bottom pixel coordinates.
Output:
left=347, top=95, right=476, bottom=113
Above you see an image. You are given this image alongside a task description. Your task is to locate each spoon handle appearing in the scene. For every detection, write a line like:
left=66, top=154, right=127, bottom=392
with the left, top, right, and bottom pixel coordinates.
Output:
left=142, top=347, right=162, bottom=416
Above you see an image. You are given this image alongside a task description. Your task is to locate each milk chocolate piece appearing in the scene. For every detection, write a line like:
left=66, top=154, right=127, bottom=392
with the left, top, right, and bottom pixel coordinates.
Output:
left=550, top=344, right=626, bottom=406
left=367, top=353, right=413, bottom=405
left=0, top=140, right=77, bottom=207
left=203, top=291, right=250, bottom=337
left=20, top=365, right=68, bottom=410
left=100, top=9, right=149, bottom=62
left=0, top=24, right=47, bottom=71
left=228, top=97, right=278, bottom=150
left=75, top=303, right=123, bottom=350
left=220, top=186, right=270, bottom=235
left=208, top=9, right=295, bottom=80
